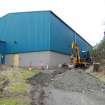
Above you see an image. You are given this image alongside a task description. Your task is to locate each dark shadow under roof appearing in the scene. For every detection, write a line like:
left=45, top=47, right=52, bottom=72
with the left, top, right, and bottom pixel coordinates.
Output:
left=0, top=40, right=6, bottom=43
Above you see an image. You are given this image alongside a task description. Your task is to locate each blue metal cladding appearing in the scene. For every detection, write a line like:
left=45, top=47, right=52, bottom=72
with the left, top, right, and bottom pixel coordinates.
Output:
left=50, top=13, right=74, bottom=55
left=0, top=11, right=92, bottom=55
left=0, top=41, right=6, bottom=54
left=0, top=11, right=51, bottom=54
left=50, top=12, right=92, bottom=55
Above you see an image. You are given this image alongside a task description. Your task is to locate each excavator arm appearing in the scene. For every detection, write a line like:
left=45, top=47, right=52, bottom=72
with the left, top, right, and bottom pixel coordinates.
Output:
left=71, top=42, right=81, bottom=64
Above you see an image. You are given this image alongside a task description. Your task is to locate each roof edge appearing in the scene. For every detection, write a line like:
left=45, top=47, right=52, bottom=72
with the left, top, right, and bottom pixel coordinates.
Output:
left=0, top=10, right=52, bottom=18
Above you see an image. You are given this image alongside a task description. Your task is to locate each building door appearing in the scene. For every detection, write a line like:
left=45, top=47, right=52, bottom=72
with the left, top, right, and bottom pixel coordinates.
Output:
left=1, top=55, right=5, bottom=64
left=0, top=55, right=1, bottom=64
left=13, top=54, right=20, bottom=67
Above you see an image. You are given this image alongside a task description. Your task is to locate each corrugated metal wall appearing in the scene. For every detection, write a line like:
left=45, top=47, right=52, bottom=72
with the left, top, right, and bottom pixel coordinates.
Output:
left=0, top=41, right=6, bottom=54
left=0, top=11, right=92, bottom=55
left=0, top=11, right=51, bottom=54
left=50, top=12, right=92, bottom=55
left=50, top=13, right=74, bottom=55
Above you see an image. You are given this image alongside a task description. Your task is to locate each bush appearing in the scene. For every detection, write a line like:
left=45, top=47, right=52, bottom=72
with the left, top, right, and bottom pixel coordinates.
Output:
left=91, top=37, right=105, bottom=63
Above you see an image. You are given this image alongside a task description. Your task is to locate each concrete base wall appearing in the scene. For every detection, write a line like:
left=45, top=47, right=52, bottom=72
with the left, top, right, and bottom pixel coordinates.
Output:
left=5, top=51, right=70, bottom=68
left=49, top=52, right=70, bottom=67
left=5, top=54, right=14, bottom=65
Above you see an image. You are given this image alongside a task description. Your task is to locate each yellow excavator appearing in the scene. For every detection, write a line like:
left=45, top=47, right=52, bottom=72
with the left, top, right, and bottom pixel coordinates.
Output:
left=71, top=41, right=92, bottom=68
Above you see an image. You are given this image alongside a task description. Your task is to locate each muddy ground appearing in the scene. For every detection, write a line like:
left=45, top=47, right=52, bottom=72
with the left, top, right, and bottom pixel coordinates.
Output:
left=1, top=65, right=105, bottom=105
left=28, top=69, right=105, bottom=105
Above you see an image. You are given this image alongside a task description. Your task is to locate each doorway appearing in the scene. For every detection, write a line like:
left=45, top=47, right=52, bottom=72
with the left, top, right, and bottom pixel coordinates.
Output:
left=1, top=55, right=5, bottom=64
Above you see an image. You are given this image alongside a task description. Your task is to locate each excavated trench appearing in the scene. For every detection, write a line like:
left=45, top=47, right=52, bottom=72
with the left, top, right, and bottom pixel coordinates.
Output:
left=28, top=69, right=67, bottom=105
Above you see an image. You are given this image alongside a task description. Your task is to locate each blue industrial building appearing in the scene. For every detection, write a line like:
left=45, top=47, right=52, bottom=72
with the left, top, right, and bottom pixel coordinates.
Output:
left=0, top=11, right=92, bottom=67
left=0, top=41, right=6, bottom=54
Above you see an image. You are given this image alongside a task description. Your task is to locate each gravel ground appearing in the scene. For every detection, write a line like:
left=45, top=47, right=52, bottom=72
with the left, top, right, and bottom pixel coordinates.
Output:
left=50, top=70, right=105, bottom=92
left=28, top=69, right=105, bottom=105
left=43, top=87, right=105, bottom=105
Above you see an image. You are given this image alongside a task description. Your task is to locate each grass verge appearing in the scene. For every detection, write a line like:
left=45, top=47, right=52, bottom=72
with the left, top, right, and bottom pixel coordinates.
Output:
left=0, top=67, right=41, bottom=105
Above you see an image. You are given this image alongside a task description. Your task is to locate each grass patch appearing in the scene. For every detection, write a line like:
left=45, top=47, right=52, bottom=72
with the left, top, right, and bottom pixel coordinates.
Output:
left=0, top=67, right=40, bottom=105
left=0, top=98, right=18, bottom=105
left=8, top=82, right=28, bottom=94
left=0, top=97, right=30, bottom=105
left=1, top=68, right=40, bottom=94
left=20, top=69, right=40, bottom=80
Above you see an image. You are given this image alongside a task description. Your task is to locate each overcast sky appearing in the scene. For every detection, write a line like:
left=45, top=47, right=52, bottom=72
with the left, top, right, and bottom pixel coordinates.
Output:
left=0, top=0, right=105, bottom=46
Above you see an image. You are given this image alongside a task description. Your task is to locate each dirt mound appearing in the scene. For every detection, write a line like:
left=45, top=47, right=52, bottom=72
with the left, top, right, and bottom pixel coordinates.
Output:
left=50, top=70, right=105, bottom=93
left=28, top=69, right=67, bottom=86
left=28, top=73, right=52, bottom=86
left=28, top=69, right=68, bottom=105
left=28, top=69, right=105, bottom=105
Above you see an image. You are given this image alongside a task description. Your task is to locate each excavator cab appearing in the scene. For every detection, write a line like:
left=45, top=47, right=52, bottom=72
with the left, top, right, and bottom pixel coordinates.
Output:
left=80, top=51, right=92, bottom=64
